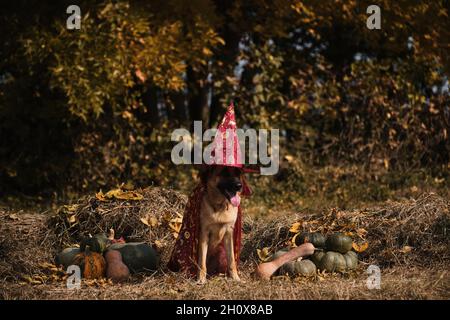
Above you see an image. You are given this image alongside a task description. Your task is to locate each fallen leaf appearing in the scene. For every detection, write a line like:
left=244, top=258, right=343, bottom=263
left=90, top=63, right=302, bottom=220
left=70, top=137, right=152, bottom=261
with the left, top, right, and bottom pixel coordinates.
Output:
left=8, top=214, right=20, bottom=220
left=399, top=245, right=413, bottom=253
left=168, top=221, right=181, bottom=233
left=105, top=188, right=143, bottom=201
left=96, top=191, right=108, bottom=201
left=352, top=242, right=369, bottom=253
left=67, top=215, right=77, bottom=224
left=140, top=217, right=150, bottom=226
left=356, top=228, right=368, bottom=237
left=39, top=262, right=57, bottom=269
left=291, top=232, right=301, bottom=247
left=149, top=216, right=158, bottom=227
left=257, top=247, right=271, bottom=262
left=284, top=155, right=294, bottom=163
left=289, top=222, right=302, bottom=233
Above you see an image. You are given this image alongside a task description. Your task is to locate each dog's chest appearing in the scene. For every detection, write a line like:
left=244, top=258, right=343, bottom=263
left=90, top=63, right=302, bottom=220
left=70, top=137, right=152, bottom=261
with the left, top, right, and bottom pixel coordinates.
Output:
left=200, top=199, right=238, bottom=226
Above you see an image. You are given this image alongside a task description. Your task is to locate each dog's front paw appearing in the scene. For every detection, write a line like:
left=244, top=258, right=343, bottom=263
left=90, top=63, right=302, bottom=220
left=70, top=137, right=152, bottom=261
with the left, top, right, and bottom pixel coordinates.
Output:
left=230, top=273, right=241, bottom=282
left=197, top=276, right=207, bottom=285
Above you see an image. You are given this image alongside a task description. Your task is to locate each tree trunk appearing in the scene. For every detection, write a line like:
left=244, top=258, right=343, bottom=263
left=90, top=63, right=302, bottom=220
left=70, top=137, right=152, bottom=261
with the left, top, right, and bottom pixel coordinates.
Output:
left=187, top=66, right=209, bottom=130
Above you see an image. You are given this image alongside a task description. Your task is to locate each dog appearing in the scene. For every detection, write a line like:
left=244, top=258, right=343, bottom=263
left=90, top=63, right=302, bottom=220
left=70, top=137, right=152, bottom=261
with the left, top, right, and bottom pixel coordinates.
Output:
left=197, top=165, right=246, bottom=283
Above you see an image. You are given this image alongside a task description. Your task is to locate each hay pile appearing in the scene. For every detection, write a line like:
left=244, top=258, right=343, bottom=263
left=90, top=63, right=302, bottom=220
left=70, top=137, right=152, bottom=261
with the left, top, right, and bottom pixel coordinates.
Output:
left=48, top=187, right=187, bottom=267
left=243, top=193, right=449, bottom=267
left=0, top=209, right=58, bottom=281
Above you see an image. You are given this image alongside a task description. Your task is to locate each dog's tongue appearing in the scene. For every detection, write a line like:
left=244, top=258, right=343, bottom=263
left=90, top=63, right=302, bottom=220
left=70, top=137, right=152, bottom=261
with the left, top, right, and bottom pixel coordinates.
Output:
left=230, top=194, right=241, bottom=207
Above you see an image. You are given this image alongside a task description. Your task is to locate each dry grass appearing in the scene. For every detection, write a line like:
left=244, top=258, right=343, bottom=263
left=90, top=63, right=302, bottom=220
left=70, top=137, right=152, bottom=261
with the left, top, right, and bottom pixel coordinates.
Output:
left=0, top=189, right=449, bottom=300
left=1, top=264, right=448, bottom=300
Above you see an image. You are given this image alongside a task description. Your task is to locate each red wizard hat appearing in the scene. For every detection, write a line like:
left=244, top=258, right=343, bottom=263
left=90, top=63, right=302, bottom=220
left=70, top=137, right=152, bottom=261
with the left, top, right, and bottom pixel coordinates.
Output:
left=208, top=102, right=259, bottom=174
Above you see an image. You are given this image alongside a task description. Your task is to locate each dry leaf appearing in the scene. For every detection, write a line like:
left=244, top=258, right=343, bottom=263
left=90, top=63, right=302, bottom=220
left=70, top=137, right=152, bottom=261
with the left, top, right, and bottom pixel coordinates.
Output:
left=97, top=188, right=143, bottom=201
left=284, top=155, right=294, bottom=162
left=289, top=222, right=302, bottom=233
left=96, top=191, right=108, bottom=201
left=8, top=214, right=20, bottom=220
left=257, top=247, right=271, bottom=262
left=67, top=215, right=77, bottom=224
left=399, top=245, right=413, bottom=253
left=140, top=217, right=150, bottom=226
left=105, top=188, right=143, bottom=201
left=149, top=216, right=159, bottom=227
left=39, top=262, right=57, bottom=269
left=356, top=228, right=368, bottom=237
left=352, top=242, right=369, bottom=253
left=291, top=232, right=301, bottom=247
left=169, top=222, right=181, bottom=233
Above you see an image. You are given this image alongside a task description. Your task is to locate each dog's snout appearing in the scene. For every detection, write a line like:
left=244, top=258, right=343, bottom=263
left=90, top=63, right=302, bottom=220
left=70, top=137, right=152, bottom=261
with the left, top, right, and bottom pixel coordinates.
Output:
left=233, top=181, right=242, bottom=192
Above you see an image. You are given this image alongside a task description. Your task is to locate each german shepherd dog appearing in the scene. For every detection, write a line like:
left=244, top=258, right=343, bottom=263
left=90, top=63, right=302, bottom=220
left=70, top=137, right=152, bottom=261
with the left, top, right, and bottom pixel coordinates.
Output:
left=197, top=165, right=245, bottom=283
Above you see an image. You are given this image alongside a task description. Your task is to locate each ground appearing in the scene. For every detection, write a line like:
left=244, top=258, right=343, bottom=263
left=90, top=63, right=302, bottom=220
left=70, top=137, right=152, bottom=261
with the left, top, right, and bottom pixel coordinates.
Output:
left=1, top=264, right=448, bottom=300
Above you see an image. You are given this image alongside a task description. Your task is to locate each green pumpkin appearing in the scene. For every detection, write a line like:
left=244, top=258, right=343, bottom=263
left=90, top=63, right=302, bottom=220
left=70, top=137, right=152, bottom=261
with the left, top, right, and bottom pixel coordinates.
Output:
left=318, top=251, right=347, bottom=273
left=279, top=259, right=317, bottom=277
left=325, top=233, right=353, bottom=254
left=344, top=251, right=358, bottom=270
left=310, top=250, right=325, bottom=266
left=296, top=232, right=326, bottom=248
left=278, top=260, right=297, bottom=276
left=294, top=259, right=317, bottom=276
left=55, top=247, right=80, bottom=268
left=80, top=233, right=109, bottom=253
left=108, top=242, right=159, bottom=273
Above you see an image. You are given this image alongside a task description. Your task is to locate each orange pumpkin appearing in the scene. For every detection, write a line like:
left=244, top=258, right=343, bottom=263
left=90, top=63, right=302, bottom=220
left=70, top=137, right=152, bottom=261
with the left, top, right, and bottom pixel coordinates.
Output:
left=73, top=247, right=106, bottom=279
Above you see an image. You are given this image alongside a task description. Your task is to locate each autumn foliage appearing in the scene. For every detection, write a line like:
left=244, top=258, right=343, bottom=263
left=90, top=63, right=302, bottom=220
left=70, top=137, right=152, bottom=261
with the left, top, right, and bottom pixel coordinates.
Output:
left=0, top=1, right=448, bottom=198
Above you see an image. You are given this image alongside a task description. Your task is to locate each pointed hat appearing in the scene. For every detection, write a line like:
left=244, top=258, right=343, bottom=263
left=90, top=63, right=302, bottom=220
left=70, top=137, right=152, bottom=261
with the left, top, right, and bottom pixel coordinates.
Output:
left=208, top=102, right=259, bottom=173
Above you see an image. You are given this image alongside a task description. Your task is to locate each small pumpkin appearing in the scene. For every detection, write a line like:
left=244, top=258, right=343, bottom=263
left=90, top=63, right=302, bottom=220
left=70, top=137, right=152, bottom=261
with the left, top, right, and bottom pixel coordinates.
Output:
left=72, top=247, right=107, bottom=279
left=310, top=250, right=325, bottom=266
left=279, top=259, right=317, bottom=277
left=325, top=233, right=353, bottom=254
left=55, top=247, right=80, bottom=269
left=344, top=251, right=358, bottom=270
left=295, top=232, right=326, bottom=248
left=278, top=260, right=296, bottom=276
left=318, top=251, right=347, bottom=273
left=80, top=233, right=109, bottom=253
left=105, top=250, right=130, bottom=283
left=294, top=259, right=317, bottom=276
left=108, top=242, right=158, bottom=273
